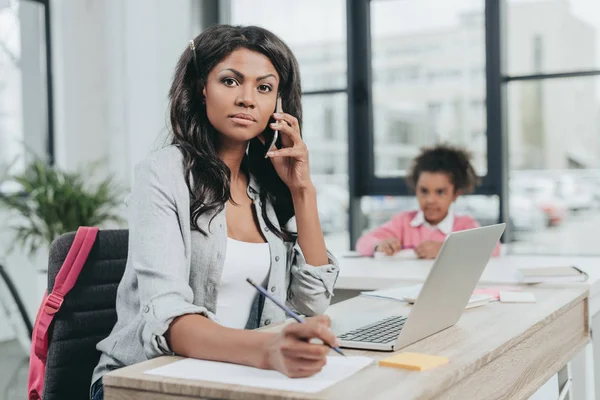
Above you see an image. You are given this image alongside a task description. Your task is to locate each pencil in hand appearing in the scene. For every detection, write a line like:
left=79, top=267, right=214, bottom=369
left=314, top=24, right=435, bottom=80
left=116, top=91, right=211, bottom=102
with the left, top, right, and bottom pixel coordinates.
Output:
left=246, top=278, right=346, bottom=357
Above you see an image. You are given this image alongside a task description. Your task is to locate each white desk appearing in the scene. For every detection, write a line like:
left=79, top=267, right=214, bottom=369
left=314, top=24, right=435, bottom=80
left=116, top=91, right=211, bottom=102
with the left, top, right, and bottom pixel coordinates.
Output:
left=334, top=254, right=600, bottom=400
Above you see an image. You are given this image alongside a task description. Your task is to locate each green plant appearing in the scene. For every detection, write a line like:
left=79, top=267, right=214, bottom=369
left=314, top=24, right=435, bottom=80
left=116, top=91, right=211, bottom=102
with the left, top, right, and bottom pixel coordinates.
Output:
left=0, top=157, right=126, bottom=256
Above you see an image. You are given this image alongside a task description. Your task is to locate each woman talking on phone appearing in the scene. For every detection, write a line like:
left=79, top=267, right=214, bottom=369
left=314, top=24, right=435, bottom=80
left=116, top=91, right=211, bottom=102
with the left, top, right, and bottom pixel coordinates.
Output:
left=89, top=25, right=339, bottom=400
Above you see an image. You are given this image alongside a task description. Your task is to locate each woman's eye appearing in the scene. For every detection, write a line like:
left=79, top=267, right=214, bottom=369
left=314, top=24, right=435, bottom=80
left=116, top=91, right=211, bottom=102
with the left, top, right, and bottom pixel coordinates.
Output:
left=223, top=78, right=238, bottom=87
left=258, top=84, right=272, bottom=93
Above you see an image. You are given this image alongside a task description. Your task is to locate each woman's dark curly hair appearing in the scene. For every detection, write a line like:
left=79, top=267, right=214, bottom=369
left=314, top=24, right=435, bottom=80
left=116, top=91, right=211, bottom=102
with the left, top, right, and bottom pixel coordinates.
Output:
left=169, top=25, right=302, bottom=241
left=407, top=144, right=480, bottom=194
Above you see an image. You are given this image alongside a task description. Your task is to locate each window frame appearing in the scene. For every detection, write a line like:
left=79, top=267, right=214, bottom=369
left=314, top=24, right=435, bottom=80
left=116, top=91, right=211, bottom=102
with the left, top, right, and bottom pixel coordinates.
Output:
left=1, top=0, right=55, bottom=166
left=347, top=0, right=510, bottom=246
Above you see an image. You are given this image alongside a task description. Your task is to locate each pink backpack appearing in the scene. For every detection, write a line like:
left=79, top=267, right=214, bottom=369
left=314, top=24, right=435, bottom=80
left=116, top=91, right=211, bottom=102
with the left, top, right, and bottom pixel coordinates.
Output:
left=27, top=227, right=99, bottom=400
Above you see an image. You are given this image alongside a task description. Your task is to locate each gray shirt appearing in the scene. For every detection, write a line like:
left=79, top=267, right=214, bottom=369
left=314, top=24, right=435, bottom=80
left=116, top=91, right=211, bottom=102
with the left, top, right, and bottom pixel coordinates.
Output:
left=92, top=146, right=339, bottom=386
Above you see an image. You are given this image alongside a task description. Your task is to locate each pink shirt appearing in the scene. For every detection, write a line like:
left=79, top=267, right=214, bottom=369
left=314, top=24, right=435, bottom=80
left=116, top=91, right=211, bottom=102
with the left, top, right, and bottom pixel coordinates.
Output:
left=356, top=210, right=501, bottom=257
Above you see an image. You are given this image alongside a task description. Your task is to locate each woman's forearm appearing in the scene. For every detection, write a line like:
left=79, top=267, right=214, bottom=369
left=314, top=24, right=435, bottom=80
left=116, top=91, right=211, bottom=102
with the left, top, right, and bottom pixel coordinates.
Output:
left=166, top=314, right=272, bottom=368
left=291, top=184, right=329, bottom=266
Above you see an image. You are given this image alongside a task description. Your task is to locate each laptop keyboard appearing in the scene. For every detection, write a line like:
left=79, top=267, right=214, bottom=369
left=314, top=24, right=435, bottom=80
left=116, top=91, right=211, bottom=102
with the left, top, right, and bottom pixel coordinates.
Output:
left=338, top=316, right=407, bottom=343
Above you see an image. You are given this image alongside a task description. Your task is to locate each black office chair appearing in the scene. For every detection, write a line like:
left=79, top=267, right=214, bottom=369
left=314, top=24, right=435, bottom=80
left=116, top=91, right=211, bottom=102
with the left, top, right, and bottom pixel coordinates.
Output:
left=42, top=229, right=128, bottom=400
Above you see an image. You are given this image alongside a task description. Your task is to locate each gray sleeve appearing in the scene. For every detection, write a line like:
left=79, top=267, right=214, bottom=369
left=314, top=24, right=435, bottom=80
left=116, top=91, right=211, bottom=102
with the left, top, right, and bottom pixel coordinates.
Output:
left=285, top=217, right=340, bottom=316
left=128, top=158, right=216, bottom=358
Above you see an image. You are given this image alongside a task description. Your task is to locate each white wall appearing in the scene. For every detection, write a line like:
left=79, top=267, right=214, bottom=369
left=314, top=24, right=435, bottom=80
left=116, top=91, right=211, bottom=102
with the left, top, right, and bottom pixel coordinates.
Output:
left=0, top=0, right=203, bottom=342
left=0, top=0, right=49, bottom=342
left=52, top=0, right=196, bottom=185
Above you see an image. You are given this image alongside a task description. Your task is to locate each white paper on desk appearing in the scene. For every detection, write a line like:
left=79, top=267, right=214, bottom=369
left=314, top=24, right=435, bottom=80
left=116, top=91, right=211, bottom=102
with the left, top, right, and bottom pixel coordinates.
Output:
left=340, top=250, right=363, bottom=258
left=144, top=356, right=373, bottom=394
left=374, top=249, right=418, bottom=260
left=360, top=284, right=424, bottom=301
left=360, top=285, right=494, bottom=309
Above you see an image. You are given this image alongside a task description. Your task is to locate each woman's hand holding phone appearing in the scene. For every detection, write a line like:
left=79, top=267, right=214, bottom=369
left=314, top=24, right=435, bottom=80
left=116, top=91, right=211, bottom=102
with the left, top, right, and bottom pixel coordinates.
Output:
left=264, top=97, right=313, bottom=193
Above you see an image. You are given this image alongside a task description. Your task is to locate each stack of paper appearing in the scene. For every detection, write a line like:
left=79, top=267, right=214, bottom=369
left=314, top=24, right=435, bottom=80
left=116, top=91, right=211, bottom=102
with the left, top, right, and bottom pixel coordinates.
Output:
left=360, top=284, right=424, bottom=301
left=360, top=284, right=494, bottom=309
left=401, top=291, right=493, bottom=310
left=517, top=266, right=588, bottom=283
left=145, top=356, right=374, bottom=394
left=499, top=291, right=536, bottom=303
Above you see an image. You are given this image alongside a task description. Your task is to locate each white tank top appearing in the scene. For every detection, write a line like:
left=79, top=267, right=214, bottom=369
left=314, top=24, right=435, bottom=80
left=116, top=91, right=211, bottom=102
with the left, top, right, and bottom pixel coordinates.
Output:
left=215, top=238, right=271, bottom=329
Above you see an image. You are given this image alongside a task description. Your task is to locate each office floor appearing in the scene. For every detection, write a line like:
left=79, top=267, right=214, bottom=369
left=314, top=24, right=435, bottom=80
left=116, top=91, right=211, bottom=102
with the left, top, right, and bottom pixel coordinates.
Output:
left=0, top=340, right=28, bottom=400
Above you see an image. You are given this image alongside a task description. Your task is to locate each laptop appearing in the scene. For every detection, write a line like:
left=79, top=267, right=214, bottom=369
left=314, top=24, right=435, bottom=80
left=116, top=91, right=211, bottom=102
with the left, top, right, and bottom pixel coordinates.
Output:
left=337, top=223, right=506, bottom=351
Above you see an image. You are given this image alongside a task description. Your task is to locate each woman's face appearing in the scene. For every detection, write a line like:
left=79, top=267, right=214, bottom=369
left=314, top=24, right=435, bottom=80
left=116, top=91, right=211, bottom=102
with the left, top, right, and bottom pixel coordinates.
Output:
left=203, top=48, right=280, bottom=144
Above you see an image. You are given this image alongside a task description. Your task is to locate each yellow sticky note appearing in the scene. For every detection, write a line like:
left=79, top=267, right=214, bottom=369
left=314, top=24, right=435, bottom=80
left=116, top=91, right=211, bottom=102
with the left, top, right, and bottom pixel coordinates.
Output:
left=378, top=352, right=449, bottom=371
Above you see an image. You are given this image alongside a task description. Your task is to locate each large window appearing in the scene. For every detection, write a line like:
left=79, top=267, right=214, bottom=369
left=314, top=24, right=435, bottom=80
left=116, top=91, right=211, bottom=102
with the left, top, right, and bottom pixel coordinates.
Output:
left=370, top=0, right=488, bottom=178
left=225, top=0, right=600, bottom=254
left=503, top=1, right=600, bottom=256
left=354, top=0, right=500, bottom=244
left=507, top=81, right=600, bottom=255
left=0, top=1, right=24, bottom=175
left=506, top=0, right=600, bottom=76
left=228, top=0, right=350, bottom=251
left=0, top=0, right=52, bottom=190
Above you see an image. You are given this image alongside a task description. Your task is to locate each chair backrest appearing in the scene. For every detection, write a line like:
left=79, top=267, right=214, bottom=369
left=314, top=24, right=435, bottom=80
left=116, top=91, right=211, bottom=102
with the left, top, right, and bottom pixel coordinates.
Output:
left=42, top=229, right=128, bottom=400
left=0, top=262, right=33, bottom=353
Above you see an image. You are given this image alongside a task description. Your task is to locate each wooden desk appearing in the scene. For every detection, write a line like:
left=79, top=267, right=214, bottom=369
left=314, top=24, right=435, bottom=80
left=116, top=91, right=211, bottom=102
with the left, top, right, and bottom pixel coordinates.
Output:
left=103, top=286, right=589, bottom=400
left=335, top=254, right=600, bottom=400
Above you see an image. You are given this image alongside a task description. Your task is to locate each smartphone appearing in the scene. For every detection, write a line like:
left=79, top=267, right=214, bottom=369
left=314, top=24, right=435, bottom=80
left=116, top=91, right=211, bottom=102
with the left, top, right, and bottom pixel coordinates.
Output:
left=265, top=96, right=283, bottom=157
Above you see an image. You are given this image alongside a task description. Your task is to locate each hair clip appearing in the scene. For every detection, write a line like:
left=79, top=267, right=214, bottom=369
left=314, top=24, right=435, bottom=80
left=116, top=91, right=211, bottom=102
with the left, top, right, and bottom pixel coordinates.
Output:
left=189, top=39, right=199, bottom=74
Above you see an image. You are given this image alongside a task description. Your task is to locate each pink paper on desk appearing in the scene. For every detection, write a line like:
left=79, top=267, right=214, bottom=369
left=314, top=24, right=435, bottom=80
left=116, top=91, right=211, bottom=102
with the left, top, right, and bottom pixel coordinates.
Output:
left=472, top=288, right=502, bottom=300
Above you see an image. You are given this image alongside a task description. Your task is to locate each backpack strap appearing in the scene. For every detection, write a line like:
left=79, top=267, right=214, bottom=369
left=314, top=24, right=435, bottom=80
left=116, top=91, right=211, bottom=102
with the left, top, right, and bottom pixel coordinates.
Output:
left=34, top=227, right=99, bottom=360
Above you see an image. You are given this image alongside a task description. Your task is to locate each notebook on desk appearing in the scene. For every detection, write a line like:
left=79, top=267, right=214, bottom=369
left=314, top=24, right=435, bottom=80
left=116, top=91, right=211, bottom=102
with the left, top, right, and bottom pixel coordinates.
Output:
left=517, top=266, right=588, bottom=283
left=402, top=290, right=493, bottom=309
